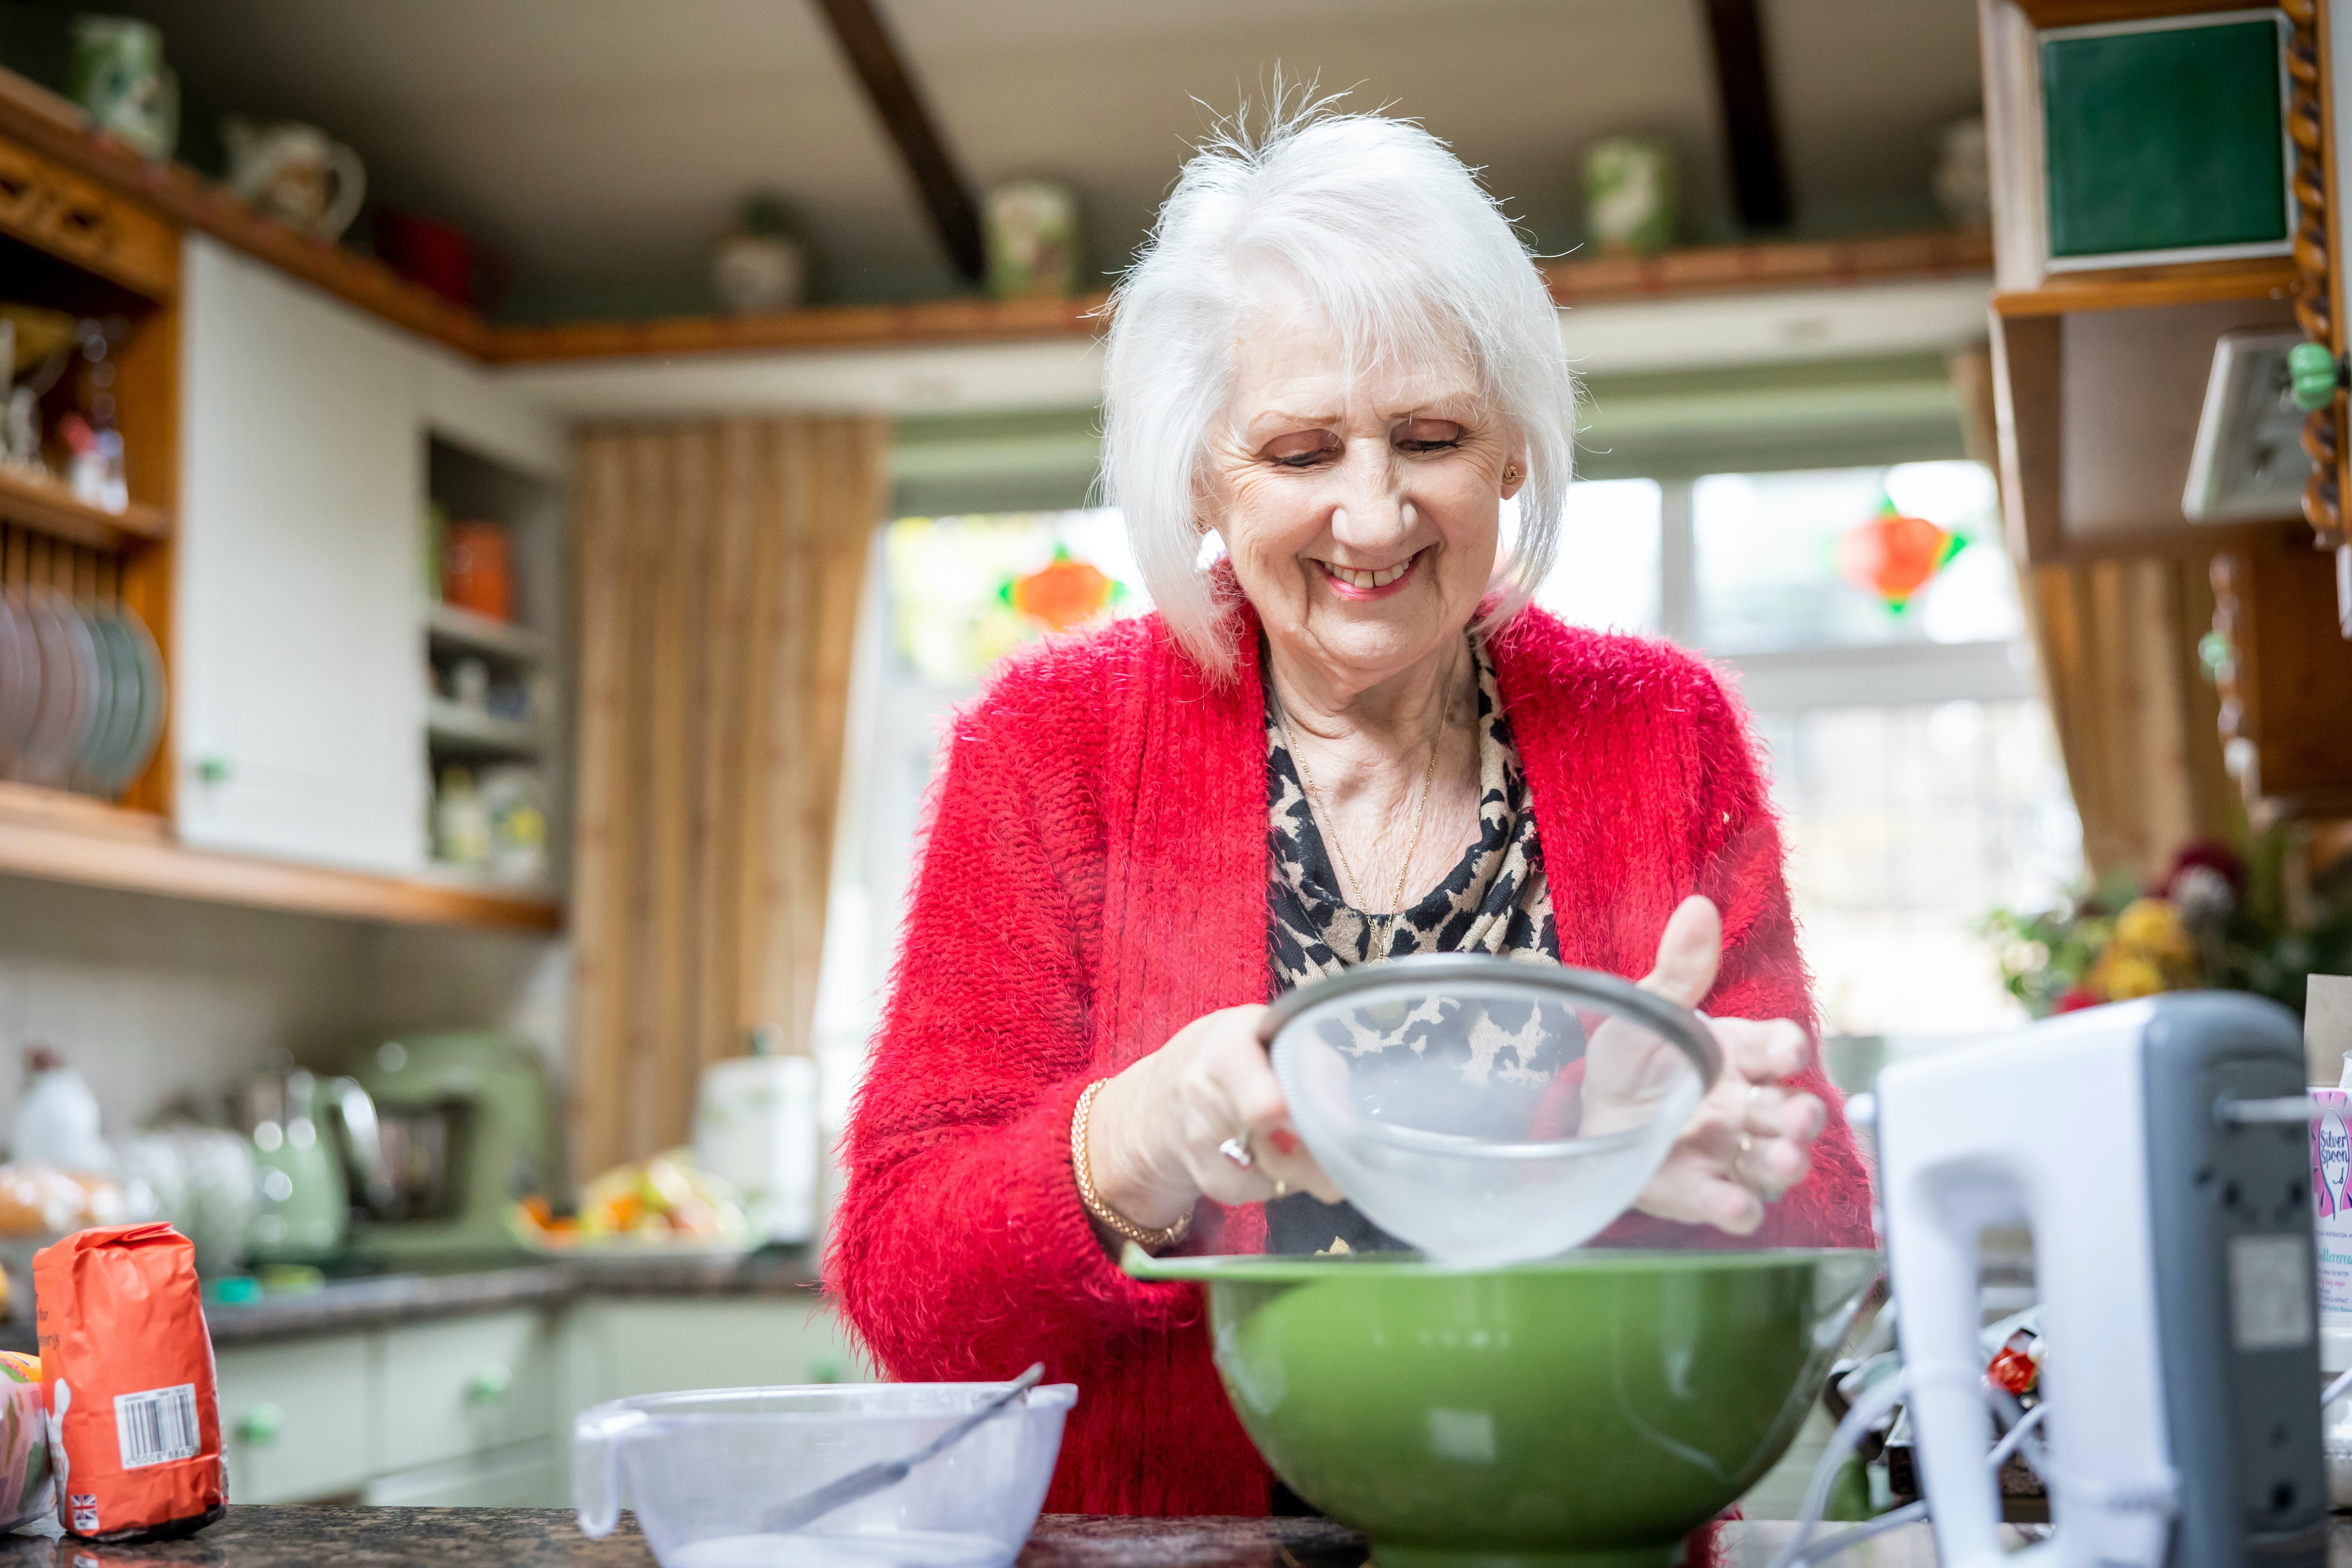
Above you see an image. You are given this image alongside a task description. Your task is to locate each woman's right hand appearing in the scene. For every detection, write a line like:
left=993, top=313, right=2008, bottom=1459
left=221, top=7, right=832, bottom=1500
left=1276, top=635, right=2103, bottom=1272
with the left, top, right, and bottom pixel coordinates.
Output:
left=1082, top=1004, right=1345, bottom=1240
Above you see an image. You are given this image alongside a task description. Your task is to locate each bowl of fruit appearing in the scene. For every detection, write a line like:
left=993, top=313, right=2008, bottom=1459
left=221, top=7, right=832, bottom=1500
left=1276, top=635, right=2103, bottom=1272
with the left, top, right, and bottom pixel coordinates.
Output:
left=512, top=1151, right=753, bottom=1258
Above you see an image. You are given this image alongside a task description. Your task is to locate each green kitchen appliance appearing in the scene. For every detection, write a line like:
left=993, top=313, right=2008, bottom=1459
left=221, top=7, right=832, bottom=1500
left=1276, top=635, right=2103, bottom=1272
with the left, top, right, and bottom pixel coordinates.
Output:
left=349, top=1031, right=556, bottom=1258
left=242, top=1059, right=386, bottom=1264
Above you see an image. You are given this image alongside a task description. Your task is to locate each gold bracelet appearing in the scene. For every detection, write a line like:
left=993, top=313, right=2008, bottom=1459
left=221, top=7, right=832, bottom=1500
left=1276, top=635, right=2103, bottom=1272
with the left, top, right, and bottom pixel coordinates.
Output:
left=1071, top=1079, right=1191, bottom=1252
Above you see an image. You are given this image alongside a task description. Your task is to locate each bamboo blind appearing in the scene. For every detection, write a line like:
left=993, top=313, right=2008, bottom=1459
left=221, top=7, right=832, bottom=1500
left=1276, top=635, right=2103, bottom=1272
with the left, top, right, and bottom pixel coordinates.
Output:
left=570, top=416, right=888, bottom=1176
left=2023, top=554, right=2239, bottom=883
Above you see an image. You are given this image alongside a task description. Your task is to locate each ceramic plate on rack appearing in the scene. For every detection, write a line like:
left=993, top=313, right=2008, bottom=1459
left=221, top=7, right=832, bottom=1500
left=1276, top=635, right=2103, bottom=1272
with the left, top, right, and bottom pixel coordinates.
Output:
left=0, top=593, right=37, bottom=775
left=114, top=601, right=165, bottom=793
left=77, top=610, right=142, bottom=795
left=19, top=591, right=95, bottom=789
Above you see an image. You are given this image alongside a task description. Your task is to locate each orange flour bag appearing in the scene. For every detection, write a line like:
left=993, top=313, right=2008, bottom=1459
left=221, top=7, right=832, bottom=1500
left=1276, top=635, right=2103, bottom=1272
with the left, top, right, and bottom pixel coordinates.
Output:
left=35, top=1224, right=224, bottom=1541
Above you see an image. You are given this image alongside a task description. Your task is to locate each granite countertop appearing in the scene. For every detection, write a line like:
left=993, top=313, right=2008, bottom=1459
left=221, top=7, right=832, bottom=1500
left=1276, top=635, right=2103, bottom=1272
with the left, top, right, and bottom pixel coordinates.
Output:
left=0, top=1248, right=824, bottom=1354
left=0, top=1509, right=2339, bottom=1568
left=0, top=1510, right=1917, bottom=1568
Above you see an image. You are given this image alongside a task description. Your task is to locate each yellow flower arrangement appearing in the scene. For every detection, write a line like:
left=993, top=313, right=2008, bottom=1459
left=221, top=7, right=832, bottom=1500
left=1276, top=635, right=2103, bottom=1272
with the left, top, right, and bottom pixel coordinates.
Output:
left=2088, top=897, right=2199, bottom=1002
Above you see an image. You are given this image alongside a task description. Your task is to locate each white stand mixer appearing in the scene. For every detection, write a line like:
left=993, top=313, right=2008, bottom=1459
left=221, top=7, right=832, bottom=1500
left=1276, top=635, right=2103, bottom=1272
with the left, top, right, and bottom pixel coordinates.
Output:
left=1875, top=992, right=2326, bottom=1568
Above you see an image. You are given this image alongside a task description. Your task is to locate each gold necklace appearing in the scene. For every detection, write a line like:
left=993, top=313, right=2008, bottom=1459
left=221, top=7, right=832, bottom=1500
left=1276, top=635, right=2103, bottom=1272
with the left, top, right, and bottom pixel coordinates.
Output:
left=1275, top=696, right=1443, bottom=962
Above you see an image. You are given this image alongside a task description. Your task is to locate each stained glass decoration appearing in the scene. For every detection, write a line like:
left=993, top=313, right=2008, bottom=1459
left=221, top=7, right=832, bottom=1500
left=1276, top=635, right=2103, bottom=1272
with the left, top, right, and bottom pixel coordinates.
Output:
left=1008, top=547, right=1116, bottom=631
left=885, top=509, right=1143, bottom=686
left=1836, top=498, right=1966, bottom=610
left=1693, top=463, right=2017, bottom=653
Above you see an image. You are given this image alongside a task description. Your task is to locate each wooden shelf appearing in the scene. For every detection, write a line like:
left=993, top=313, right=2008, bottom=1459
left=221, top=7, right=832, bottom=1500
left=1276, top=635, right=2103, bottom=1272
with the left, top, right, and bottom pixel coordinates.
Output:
left=0, top=781, right=561, bottom=930
left=1994, top=257, right=2297, bottom=318
left=426, top=698, right=548, bottom=757
left=425, top=601, right=549, bottom=662
left=484, top=291, right=1112, bottom=364
left=1540, top=227, right=1994, bottom=306
left=0, top=465, right=170, bottom=550
left=1992, top=287, right=2301, bottom=566
left=484, top=228, right=1997, bottom=365
left=0, top=67, right=2005, bottom=371
left=413, top=863, right=560, bottom=903
left=0, top=67, right=488, bottom=358
left=2014, top=0, right=2236, bottom=25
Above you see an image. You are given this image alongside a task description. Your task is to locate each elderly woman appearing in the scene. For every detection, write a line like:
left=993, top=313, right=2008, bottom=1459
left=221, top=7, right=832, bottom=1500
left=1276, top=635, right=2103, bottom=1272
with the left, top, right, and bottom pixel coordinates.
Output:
left=827, top=107, right=1872, bottom=1518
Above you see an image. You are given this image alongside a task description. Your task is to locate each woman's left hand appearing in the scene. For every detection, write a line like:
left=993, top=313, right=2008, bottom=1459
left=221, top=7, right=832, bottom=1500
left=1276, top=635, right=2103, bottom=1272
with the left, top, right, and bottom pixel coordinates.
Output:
left=1595, top=895, right=1828, bottom=1234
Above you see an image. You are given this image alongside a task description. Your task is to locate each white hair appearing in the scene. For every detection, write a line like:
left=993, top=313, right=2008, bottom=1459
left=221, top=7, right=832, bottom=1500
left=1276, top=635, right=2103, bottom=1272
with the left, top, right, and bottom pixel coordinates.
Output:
left=1101, top=96, right=1576, bottom=677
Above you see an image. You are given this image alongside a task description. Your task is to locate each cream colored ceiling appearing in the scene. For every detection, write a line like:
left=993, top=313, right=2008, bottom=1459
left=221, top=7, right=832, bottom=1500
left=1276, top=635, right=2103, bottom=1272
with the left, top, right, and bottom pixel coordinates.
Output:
left=116, top=0, right=1981, bottom=313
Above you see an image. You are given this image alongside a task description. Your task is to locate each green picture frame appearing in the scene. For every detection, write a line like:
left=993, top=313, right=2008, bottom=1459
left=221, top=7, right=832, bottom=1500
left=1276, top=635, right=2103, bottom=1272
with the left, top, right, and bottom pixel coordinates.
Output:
left=2041, top=11, right=2290, bottom=268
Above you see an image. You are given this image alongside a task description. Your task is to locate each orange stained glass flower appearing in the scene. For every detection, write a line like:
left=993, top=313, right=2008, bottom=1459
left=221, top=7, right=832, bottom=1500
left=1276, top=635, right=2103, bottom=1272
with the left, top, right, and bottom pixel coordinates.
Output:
left=1836, top=500, right=1964, bottom=609
left=1009, top=548, right=1116, bottom=631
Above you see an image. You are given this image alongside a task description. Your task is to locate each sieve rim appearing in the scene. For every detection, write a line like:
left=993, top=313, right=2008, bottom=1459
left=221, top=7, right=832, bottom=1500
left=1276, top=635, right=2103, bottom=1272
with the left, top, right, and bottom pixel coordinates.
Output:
left=1256, top=953, right=1722, bottom=1093
left=1347, top=1119, right=1654, bottom=1160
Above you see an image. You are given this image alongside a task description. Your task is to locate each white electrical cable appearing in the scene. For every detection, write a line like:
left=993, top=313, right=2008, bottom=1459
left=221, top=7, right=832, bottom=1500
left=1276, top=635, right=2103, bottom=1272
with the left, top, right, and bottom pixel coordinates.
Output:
left=2323, top=1367, right=2352, bottom=1411
left=1768, top=1367, right=2059, bottom=1568
left=1777, top=1312, right=2282, bottom=1567
left=1767, top=1372, right=1912, bottom=1568
left=1782, top=1501, right=1930, bottom=1567
left=1984, top=1401, right=2049, bottom=1472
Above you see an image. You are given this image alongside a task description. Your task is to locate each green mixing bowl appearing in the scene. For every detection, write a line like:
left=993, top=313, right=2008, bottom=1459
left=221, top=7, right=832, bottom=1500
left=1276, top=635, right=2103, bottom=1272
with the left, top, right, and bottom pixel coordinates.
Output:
left=1127, top=1247, right=1881, bottom=1568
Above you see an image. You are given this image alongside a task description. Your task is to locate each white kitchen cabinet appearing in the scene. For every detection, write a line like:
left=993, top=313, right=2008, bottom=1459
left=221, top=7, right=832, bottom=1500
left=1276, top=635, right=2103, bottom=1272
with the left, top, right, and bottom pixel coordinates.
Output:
left=416, top=343, right=566, bottom=484
left=378, top=1308, right=555, bottom=1474
left=177, top=238, right=567, bottom=878
left=555, top=1296, right=868, bottom=1499
left=560, top=1296, right=868, bottom=1412
left=179, top=236, right=429, bottom=873
left=215, top=1333, right=377, bottom=1504
left=206, top=1292, right=855, bottom=1506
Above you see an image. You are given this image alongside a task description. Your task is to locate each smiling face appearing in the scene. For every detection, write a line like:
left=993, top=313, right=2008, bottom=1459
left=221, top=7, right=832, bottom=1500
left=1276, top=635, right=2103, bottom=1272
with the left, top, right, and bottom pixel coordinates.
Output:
left=1204, top=290, right=1526, bottom=703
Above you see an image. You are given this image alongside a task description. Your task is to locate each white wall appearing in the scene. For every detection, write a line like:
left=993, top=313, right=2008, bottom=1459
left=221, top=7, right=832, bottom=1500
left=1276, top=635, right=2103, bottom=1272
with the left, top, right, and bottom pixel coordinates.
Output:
left=0, top=875, right=568, bottom=1148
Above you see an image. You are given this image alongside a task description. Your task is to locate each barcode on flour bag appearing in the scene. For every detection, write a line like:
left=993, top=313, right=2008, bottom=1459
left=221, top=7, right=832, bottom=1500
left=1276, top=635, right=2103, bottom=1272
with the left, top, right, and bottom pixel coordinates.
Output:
left=113, top=1384, right=200, bottom=1470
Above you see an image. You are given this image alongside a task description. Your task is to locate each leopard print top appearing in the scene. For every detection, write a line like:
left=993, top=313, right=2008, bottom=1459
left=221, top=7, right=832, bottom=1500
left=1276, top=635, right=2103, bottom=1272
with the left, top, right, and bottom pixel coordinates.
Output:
left=1263, top=635, right=1560, bottom=1253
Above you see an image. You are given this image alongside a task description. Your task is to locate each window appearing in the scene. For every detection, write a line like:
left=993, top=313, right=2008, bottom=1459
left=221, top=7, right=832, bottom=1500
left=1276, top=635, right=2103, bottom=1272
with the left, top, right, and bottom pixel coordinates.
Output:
left=1546, top=459, right=2080, bottom=1039
left=884, top=508, right=1143, bottom=686
left=1755, top=701, right=2080, bottom=1036
left=815, top=510, right=1151, bottom=1086
left=1693, top=462, right=2020, bottom=652
left=824, top=462, right=2083, bottom=1065
left=1538, top=480, right=1662, bottom=637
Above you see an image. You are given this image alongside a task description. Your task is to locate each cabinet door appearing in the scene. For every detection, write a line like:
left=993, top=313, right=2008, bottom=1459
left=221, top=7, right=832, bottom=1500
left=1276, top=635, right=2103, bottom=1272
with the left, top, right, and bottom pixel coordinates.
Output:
left=362, top=1438, right=562, bottom=1507
left=557, top=1297, right=867, bottom=1498
left=560, top=1296, right=868, bottom=1414
left=215, top=1334, right=376, bottom=1503
left=178, top=236, right=428, bottom=873
left=379, top=1309, right=554, bottom=1473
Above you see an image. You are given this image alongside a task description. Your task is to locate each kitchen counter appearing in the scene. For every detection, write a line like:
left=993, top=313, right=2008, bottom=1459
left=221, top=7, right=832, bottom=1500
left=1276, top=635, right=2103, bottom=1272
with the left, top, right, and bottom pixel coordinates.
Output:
left=0, top=1248, right=824, bottom=1354
left=0, top=1511, right=1861, bottom=1568
left=0, top=1509, right=2331, bottom=1568
left=202, top=1249, right=824, bottom=1345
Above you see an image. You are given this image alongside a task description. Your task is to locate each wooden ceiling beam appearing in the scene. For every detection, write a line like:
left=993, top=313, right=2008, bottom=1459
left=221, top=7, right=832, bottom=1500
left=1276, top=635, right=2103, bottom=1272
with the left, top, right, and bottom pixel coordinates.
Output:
left=1700, top=0, right=1793, bottom=230
left=809, top=0, right=986, bottom=284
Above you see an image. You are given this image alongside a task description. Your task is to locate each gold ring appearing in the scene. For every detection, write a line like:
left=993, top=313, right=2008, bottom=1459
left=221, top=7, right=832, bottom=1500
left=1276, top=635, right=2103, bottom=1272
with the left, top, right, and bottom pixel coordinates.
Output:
left=1272, top=1178, right=1289, bottom=1198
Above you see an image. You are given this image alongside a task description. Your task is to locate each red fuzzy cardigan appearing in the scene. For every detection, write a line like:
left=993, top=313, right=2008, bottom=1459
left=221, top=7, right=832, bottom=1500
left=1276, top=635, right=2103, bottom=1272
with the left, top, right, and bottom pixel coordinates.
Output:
left=826, top=601, right=1875, bottom=1517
